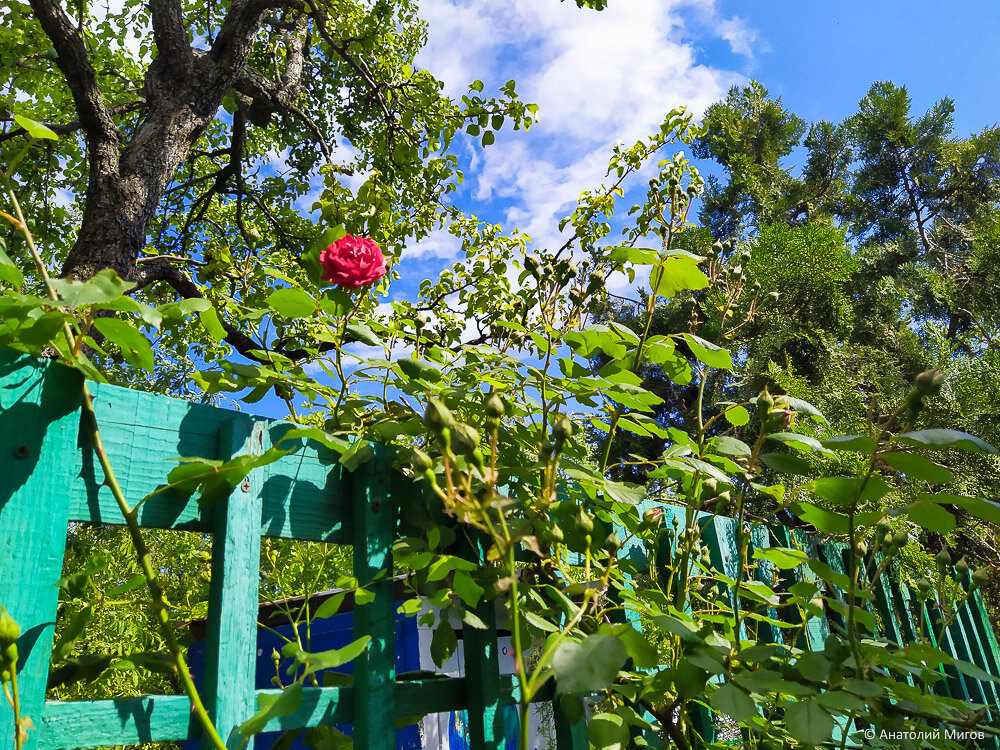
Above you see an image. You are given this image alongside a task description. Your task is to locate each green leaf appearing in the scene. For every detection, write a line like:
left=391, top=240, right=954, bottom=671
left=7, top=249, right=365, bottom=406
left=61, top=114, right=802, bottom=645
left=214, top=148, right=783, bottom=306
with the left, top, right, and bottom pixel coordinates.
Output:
left=430, top=617, right=457, bottom=667
left=346, top=323, right=382, bottom=347
left=588, top=713, right=629, bottom=750
left=651, top=256, right=710, bottom=298
left=314, top=592, right=347, bottom=620
left=953, top=658, right=1000, bottom=683
left=896, top=429, right=998, bottom=454
left=760, top=452, right=812, bottom=475
left=790, top=502, right=879, bottom=535
left=452, top=570, right=484, bottom=607
left=753, top=547, right=810, bottom=570
left=301, top=636, right=370, bottom=676
left=710, top=683, right=756, bottom=722
left=905, top=500, right=956, bottom=533
left=551, top=635, right=627, bottom=695
left=822, top=434, right=877, bottom=452
left=679, top=333, right=732, bottom=370
left=522, top=610, right=559, bottom=633
left=303, top=725, right=352, bottom=750
left=883, top=452, right=954, bottom=483
left=710, top=436, right=751, bottom=457
left=93, top=318, right=155, bottom=371
left=238, top=682, right=303, bottom=738
left=51, top=269, right=134, bottom=307
left=14, top=113, right=58, bottom=140
left=922, top=494, right=1000, bottom=524
left=266, top=287, right=316, bottom=318
left=610, top=246, right=659, bottom=265
left=767, top=432, right=834, bottom=456
left=397, top=357, right=443, bottom=383
left=724, top=405, right=750, bottom=426
left=804, top=475, right=892, bottom=505
left=0, top=248, right=24, bottom=288
left=783, top=397, right=828, bottom=424
left=108, top=573, right=147, bottom=598
left=784, top=700, right=834, bottom=745
left=338, top=440, right=373, bottom=472
left=671, top=661, right=710, bottom=698
left=198, top=307, right=227, bottom=341
left=602, top=622, right=657, bottom=669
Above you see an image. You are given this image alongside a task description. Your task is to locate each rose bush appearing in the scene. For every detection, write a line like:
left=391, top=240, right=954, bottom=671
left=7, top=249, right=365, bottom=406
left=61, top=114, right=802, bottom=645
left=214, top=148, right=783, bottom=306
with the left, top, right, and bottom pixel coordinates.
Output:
left=319, top=235, right=387, bottom=288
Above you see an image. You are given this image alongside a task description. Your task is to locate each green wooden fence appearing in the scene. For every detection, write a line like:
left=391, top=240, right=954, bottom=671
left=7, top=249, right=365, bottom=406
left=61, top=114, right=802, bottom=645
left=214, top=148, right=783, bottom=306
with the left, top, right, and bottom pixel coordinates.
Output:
left=1, top=349, right=999, bottom=750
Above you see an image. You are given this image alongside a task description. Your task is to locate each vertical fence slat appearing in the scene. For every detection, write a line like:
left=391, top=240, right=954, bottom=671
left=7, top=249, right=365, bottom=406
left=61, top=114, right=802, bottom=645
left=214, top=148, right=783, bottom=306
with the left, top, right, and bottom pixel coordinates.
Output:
left=553, top=698, right=588, bottom=750
left=464, top=532, right=503, bottom=750
left=202, top=417, right=265, bottom=749
left=351, top=446, right=396, bottom=749
left=0, top=356, right=82, bottom=750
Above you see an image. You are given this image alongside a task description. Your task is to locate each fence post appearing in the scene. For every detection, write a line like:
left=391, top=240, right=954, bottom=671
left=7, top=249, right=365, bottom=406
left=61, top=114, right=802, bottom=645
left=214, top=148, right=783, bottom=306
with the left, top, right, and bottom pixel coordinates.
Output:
left=351, top=446, right=396, bottom=749
left=202, top=416, right=265, bottom=749
left=0, top=355, right=82, bottom=750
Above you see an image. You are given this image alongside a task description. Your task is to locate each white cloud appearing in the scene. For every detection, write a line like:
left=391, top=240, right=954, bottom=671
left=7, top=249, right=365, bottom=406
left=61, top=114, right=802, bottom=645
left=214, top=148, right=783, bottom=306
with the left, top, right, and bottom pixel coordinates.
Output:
left=414, top=0, right=745, bottom=266
left=716, top=15, right=759, bottom=58
left=406, top=227, right=464, bottom=260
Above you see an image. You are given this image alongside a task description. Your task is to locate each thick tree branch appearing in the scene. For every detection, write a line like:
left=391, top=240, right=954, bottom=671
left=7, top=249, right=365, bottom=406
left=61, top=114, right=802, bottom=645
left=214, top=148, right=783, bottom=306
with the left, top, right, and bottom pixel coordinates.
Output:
left=134, top=259, right=269, bottom=363
left=210, top=0, right=285, bottom=78
left=28, top=0, right=120, bottom=174
left=150, top=0, right=194, bottom=80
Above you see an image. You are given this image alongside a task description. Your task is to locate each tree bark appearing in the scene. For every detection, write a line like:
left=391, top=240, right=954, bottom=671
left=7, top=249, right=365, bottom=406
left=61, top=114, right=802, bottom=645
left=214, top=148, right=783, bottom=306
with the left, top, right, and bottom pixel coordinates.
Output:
left=34, top=0, right=280, bottom=282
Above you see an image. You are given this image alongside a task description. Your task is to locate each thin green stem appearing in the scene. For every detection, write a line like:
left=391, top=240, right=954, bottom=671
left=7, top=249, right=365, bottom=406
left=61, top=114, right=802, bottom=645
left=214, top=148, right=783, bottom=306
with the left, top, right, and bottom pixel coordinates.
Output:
left=4, top=179, right=228, bottom=750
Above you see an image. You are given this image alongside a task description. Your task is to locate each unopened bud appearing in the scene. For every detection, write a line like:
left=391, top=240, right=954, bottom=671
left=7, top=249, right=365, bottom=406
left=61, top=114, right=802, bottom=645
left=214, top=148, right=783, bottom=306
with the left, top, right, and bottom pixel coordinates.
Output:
left=410, top=447, right=433, bottom=472
left=643, top=507, right=664, bottom=527
left=423, top=399, right=455, bottom=433
left=486, top=394, right=506, bottom=421
left=0, top=609, right=19, bottom=648
left=552, top=415, right=574, bottom=449
left=913, top=369, right=945, bottom=397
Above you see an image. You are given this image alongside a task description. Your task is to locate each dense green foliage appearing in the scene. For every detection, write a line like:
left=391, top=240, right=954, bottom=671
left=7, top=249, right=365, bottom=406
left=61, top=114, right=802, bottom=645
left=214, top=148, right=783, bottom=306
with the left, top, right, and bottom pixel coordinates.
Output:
left=599, top=80, right=1000, bottom=620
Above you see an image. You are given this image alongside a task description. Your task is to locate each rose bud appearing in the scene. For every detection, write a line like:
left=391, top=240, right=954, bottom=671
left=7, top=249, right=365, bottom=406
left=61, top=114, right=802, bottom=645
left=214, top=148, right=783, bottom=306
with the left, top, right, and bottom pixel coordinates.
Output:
left=552, top=415, right=574, bottom=450
left=485, top=394, right=506, bottom=421
left=424, top=399, right=455, bottom=433
left=0, top=608, right=19, bottom=648
left=913, top=369, right=945, bottom=397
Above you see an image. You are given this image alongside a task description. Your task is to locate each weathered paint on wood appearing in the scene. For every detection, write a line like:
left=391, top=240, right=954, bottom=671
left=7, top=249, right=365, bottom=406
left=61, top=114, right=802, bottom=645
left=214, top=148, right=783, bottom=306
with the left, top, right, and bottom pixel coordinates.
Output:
left=38, top=696, right=196, bottom=749
left=202, top=417, right=266, bottom=749
left=350, top=446, right=396, bottom=750
left=70, top=383, right=351, bottom=542
left=0, top=353, right=83, bottom=750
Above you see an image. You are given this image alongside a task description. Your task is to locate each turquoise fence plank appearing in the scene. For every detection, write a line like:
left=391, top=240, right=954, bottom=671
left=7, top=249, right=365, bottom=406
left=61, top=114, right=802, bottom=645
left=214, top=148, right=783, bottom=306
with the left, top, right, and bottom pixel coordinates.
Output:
left=0, top=353, right=83, bottom=750
left=67, top=383, right=352, bottom=543
left=553, top=697, right=588, bottom=750
left=957, top=588, right=1000, bottom=720
left=462, top=532, right=503, bottom=750
left=202, top=417, right=266, bottom=749
left=39, top=696, right=195, bottom=749
left=351, top=446, right=396, bottom=749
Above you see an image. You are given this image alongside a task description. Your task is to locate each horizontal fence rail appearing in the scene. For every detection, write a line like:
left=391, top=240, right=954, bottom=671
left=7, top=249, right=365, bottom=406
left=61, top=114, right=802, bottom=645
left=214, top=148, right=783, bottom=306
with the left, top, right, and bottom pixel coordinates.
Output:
left=1, top=350, right=999, bottom=750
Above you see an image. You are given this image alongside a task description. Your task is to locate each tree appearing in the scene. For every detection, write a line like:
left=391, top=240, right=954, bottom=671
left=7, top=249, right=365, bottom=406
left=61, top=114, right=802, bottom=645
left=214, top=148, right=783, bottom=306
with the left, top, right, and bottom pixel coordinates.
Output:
left=596, top=80, right=1000, bottom=621
left=1, top=0, right=536, bottom=378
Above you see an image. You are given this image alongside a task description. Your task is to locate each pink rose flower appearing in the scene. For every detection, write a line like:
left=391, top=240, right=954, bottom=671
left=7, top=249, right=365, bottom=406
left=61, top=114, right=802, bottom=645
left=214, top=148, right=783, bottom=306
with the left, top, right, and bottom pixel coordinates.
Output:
left=319, top=235, right=387, bottom=288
